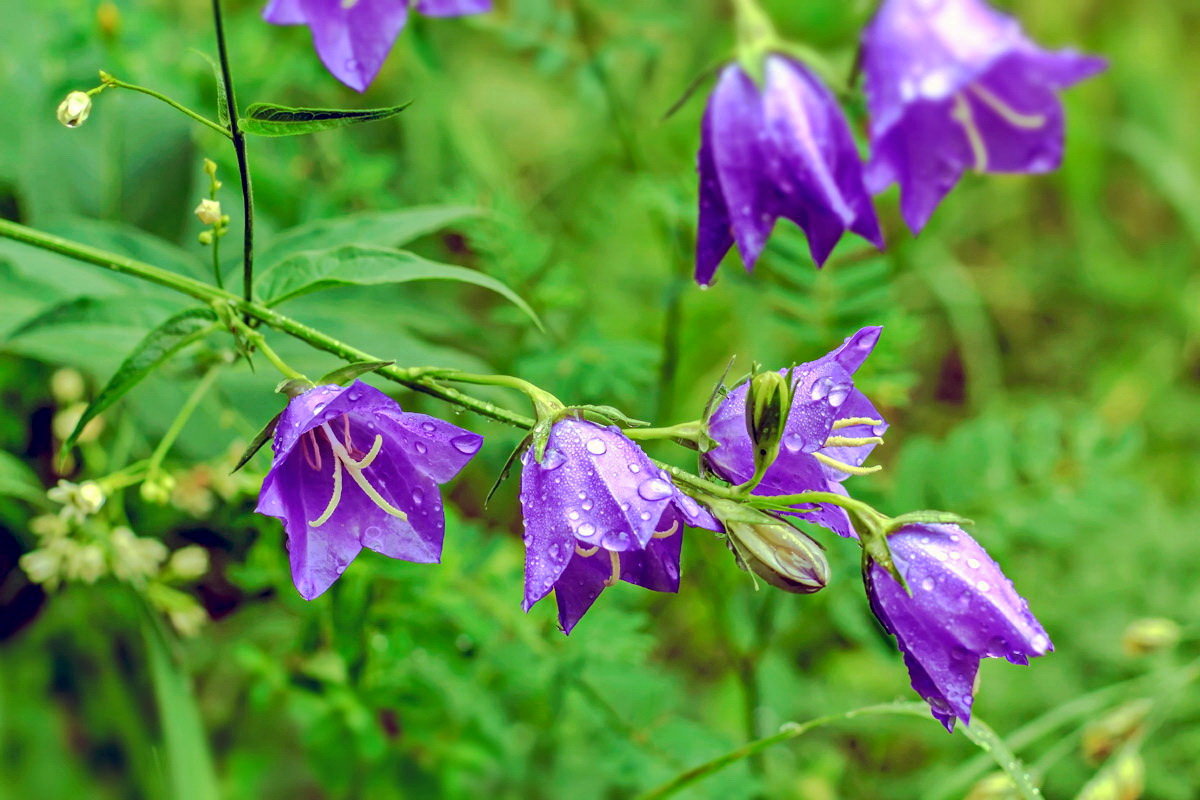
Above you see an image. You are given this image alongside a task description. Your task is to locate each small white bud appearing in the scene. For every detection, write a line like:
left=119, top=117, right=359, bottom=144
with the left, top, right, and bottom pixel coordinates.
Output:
left=57, top=91, right=93, bottom=128
left=66, top=544, right=107, bottom=583
left=194, top=198, right=223, bottom=226
left=78, top=481, right=106, bottom=514
left=47, top=479, right=106, bottom=521
left=50, top=368, right=86, bottom=404
left=30, top=514, right=69, bottom=542
left=166, top=545, right=209, bottom=581
left=20, top=546, right=65, bottom=586
left=109, top=527, right=168, bottom=581
left=168, top=602, right=208, bottom=637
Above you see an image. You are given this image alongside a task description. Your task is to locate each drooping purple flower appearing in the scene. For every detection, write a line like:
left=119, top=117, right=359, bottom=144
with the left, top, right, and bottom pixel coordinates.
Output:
left=520, top=418, right=721, bottom=633
left=256, top=380, right=483, bottom=600
left=263, top=0, right=493, bottom=92
left=705, top=327, right=887, bottom=538
left=862, top=0, right=1106, bottom=233
left=866, top=523, right=1052, bottom=730
left=696, top=55, right=883, bottom=286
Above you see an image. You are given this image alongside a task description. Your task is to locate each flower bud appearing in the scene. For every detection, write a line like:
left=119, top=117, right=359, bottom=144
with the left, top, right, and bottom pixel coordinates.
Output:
left=56, top=91, right=93, bottom=128
left=198, top=230, right=214, bottom=245
left=109, top=527, right=168, bottom=581
left=96, top=1, right=120, bottom=38
left=727, top=518, right=829, bottom=593
left=964, top=773, right=1020, bottom=800
left=166, top=545, right=209, bottom=581
left=743, top=369, right=792, bottom=484
left=66, top=543, right=107, bottom=584
left=1121, top=617, right=1181, bottom=657
left=139, top=472, right=177, bottom=505
left=194, top=198, right=222, bottom=226
left=1081, top=699, right=1151, bottom=765
left=50, top=368, right=86, bottom=404
left=1077, top=751, right=1144, bottom=800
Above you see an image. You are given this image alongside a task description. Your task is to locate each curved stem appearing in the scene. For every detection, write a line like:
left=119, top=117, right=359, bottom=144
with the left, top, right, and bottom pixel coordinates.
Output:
left=211, top=0, right=256, bottom=313
left=145, top=365, right=223, bottom=480
left=100, top=75, right=231, bottom=139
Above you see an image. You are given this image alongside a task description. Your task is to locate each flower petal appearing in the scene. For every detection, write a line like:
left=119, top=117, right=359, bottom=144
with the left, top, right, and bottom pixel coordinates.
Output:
left=415, top=0, right=492, bottom=16
left=297, top=0, right=409, bottom=92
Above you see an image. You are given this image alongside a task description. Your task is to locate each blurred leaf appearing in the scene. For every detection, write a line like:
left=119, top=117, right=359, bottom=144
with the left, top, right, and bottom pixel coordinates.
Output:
left=256, top=245, right=543, bottom=331
left=232, top=411, right=282, bottom=473
left=0, top=450, right=45, bottom=505
left=191, top=50, right=230, bottom=127
left=60, top=307, right=219, bottom=454
left=6, top=295, right=182, bottom=342
left=240, top=102, right=411, bottom=137
left=259, top=205, right=480, bottom=269
left=317, top=360, right=394, bottom=386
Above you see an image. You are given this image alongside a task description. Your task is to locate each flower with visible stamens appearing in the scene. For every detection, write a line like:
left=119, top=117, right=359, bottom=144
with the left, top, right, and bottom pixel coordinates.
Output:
left=862, top=0, right=1106, bottom=233
left=705, top=327, right=887, bottom=538
left=256, top=380, right=483, bottom=600
left=262, top=0, right=492, bottom=92
left=866, top=523, right=1053, bottom=731
left=520, top=418, right=721, bottom=633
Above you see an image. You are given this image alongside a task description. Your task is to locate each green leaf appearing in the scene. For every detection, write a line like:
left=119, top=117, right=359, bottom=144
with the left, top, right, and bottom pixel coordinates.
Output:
left=255, top=245, right=544, bottom=332
left=60, top=308, right=219, bottom=454
left=232, top=412, right=282, bottom=474
left=190, top=50, right=230, bottom=127
left=317, top=360, right=394, bottom=386
left=0, top=450, right=46, bottom=505
left=259, top=205, right=480, bottom=269
left=141, top=612, right=220, bottom=800
left=6, top=295, right=183, bottom=342
left=240, top=101, right=411, bottom=137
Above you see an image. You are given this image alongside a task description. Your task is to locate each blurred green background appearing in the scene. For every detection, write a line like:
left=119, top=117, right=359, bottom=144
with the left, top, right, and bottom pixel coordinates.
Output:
left=1, top=0, right=1198, bottom=798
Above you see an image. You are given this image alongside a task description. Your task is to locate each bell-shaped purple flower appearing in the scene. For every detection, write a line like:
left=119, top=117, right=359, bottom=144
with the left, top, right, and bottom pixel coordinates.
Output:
left=705, top=327, right=888, bottom=538
left=867, top=523, right=1052, bottom=730
left=263, top=0, right=492, bottom=92
left=256, top=380, right=483, bottom=600
left=862, top=0, right=1106, bottom=233
left=520, top=418, right=721, bottom=633
left=696, top=55, right=883, bottom=286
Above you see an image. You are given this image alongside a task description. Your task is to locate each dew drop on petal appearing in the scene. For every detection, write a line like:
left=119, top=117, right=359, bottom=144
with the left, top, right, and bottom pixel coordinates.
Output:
left=637, top=478, right=673, bottom=501
left=568, top=511, right=580, bottom=521
left=921, top=578, right=934, bottom=591
left=451, top=435, right=482, bottom=455
left=421, top=422, right=436, bottom=433
left=548, top=542, right=561, bottom=560
left=540, top=449, right=566, bottom=471
left=602, top=530, right=629, bottom=549
left=411, top=488, right=424, bottom=505
left=415, top=442, right=428, bottom=455
left=1030, top=634, right=1049, bottom=653
left=628, top=463, right=641, bottom=473
left=977, top=581, right=991, bottom=592
left=586, top=438, right=607, bottom=455
left=581, top=500, right=593, bottom=511
left=783, top=433, right=804, bottom=453
left=577, top=523, right=596, bottom=538
left=966, top=558, right=981, bottom=569
left=827, top=384, right=850, bottom=408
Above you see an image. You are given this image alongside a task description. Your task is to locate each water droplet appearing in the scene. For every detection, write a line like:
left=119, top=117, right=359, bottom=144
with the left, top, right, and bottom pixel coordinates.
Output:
left=933, top=549, right=948, bottom=561
left=628, top=463, right=641, bottom=473
left=568, top=511, right=580, bottom=521
left=581, top=500, right=593, bottom=511
left=577, top=523, right=596, bottom=538
left=966, top=558, right=981, bottom=569
left=637, top=478, right=673, bottom=501
left=680, top=496, right=700, bottom=517
left=602, top=530, right=629, bottom=549
left=314, top=402, right=328, bottom=412
left=782, top=433, right=804, bottom=453
left=639, top=512, right=651, bottom=521
left=827, top=384, right=850, bottom=408
left=1030, top=634, right=1049, bottom=653
left=415, top=442, right=428, bottom=455
left=540, top=449, right=566, bottom=471
left=549, top=542, right=562, bottom=560
left=586, top=438, right=607, bottom=455
left=810, top=377, right=832, bottom=401
left=451, top=435, right=482, bottom=455
left=921, top=578, right=934, bottom=591
left=950, top=551, right=961, bottom=560
left=977, top=581, right=991, bottom=592
left=665, top=561, right=679, bottom=579
left=421, top=422, right=436, bottom=433
left=348, top=391, right=361, bottom=401
left=872, top=423, right=887, bottom=436
left=411, top=488, right=424, bottom=505
left=577, top=491, right=587, bottom=501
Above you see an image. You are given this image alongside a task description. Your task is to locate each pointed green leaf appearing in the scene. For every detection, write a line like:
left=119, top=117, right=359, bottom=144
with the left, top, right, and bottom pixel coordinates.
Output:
left=0, top=450, right=47, bottom=506
left=256, top=245, right=544, bottom=332
left=259, top=205, right=480, bottom=269
left=60, top=308, right=219, bottom=454
left=6, top=295, right=183, bottom=342
left=190, top=50, right=230, bottom=127
left=317, top=360, right=394, bottom=386
left=232, top=412, right=282, bottom=474
left=240, top=101, right=411, bottom=137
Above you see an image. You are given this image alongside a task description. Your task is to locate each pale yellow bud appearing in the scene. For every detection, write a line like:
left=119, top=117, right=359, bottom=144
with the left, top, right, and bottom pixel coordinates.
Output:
left=202, top=158, right=218, bottom=178
left=50, top=368, right=86, bottom=404
left=139, top=472, right=177, bottom=505
left=57, top=91, right=93, bottom=128
left=194, top=198, right=223, bottom=226
left=109, top=527, right=168, bottom=581
left=168, top=602, right=209, bottom=637
left=47, top=479, right=105, bottom=521
left=30, top=514, right=69, bottom=542
left=1121, top=617, right=1181, bottom=657
left=54, top=402, right=104, bottom=444
left=66, top=544, right=107, bottom=583
left=167, top=545, right=209, bottom=581
left=20, top=547, right=64, bottom=586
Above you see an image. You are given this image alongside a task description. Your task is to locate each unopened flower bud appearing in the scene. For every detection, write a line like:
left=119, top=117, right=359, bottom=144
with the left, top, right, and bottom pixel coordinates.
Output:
left=168, top=602, right=209, bottom=637
left=964, top=773, right=1020, bottom=800
left=203, top=158, right=218, bottom=178
left=50, top=368, right=86, bottom=404
left=30, top=514, right=69, bottom=542
left=20, top=546, right=65, bottom=586
left=194, top=198, right=222, bottom=226
left=167, top=545, right=209, bottom=581
left=1082, top=699, right=1152, bottom=765
left=139, top=472, right=177, bottom=505
left=1077, top=751, right=1144, bottom=800
left=78, top=481, right=106, bottom=514
left=728, top=518, right=829, bottom=593
left=1121, top=617, right=1181, bottom=657
left=66, top=543, right=107, bottom=584
left=198, top=231, right=214, bottom=245
left=744, top=369, right=792, bottom=483
left=109, top=527, right=168, bottom=581
left=96, top=2, right=120, bottom=38
left=47, top=479, right=106, bottom=521
left=57, top=91, right=93, bottom=128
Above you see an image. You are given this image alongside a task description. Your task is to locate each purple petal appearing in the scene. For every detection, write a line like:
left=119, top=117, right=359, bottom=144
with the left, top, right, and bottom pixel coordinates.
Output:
left=263, top=0, right=307, bottom=24
left=297, top=0, right=409, bottom=92
left=553, top=551, right=610, bottom=634
left=377, top=409, right=483, bottom=483
left=696, top=97, right=735, bottom=286
left=620, top=516, right=684, bottom=592
left=415, top=0, right=492, bottom=16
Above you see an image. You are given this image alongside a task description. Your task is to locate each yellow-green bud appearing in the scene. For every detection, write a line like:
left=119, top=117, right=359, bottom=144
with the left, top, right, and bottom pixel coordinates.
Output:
left=57, top=91, right=93, bottom=128
left=1081, top=699, right=1151, bottom=765
left=194, top=198, right=222, bottom=226
left=66, top=543, right=107, bottom=584
left=109, top=527, right=168, bottom=581
left=198, top=230, right=214, bottom=245
left=96, top=1, right=120, bottom=38
left=50, top=368, right=86, bottom=404
left=139, top=472, right=177, bottom=505
left=202, top=158, right=218, bottom=178
left=167, top=545, right=209, bottom=581
left=1121, top=617, right=1181, bottom=657
left=1077, top=751, right=1144, bottom=800
left=964, top=773, right=1020, bottom=800
left=744, top=369, right=792, bottom=485
left=727, top=518, right=829, bottom=594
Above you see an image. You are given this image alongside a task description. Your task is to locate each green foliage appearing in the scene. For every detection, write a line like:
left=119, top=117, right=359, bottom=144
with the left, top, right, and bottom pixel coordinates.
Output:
left=240, top=102, right=411, bottom=137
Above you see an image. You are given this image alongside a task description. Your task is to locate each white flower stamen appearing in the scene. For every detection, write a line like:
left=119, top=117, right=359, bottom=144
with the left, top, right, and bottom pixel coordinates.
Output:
left=307, top=421, right=406, bottom=527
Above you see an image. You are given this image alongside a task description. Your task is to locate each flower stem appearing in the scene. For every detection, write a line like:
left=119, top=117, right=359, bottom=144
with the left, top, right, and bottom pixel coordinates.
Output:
left=145, top=365, right=223, bottom=480
left=210, top=0, right=256, bottom=316
left=99, top=74, right=231, bottom=139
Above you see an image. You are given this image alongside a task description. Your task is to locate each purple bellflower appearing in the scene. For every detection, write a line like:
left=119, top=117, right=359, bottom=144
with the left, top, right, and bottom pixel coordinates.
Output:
left=696, top=55, right=883, bottom=286
left=263, top=0, right=493, bottom=92
left=862, top=0, right=1106, bottom=233
left=866, top=523, right=1053, bottom=730
left=705, top=327, right=888, bottom=538
left=520, top=418, right=721, bottom=633
left=256, top=380, right=483, bottom=600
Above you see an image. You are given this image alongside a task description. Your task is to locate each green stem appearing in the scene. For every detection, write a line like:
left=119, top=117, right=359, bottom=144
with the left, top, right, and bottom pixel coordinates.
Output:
left=624, top=421, right=703, bottom=442
left=100, top=75, right=231, bottom=139
left=210, top=0, right=256, bottom=313
left=145, top=365, right=223, bottom=478
left=211, top=228, right=223, bottom=289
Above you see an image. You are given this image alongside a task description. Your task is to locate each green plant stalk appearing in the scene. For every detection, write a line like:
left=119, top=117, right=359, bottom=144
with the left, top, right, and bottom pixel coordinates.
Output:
left=144, top=365, right=223, bottom=482
left=100, top=75, right=231, bottom=139
left=210, top=0, right=256, bottom=312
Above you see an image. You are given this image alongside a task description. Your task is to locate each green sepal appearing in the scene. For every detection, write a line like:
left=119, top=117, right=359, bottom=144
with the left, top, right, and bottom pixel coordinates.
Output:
left=860, top=525, right=909, bottom=595
left=486, top=434, right=532, bottom=507
left=885, top=510, right=975, bottom=533
left=276, top=378, right=316, bottom=398
left=231, top=412, right=282, bottom=474
left=569, top=404, right=650, bottom=429
left=530, top=418, right=555, bottom=463
left=240, top=102, right=411, bottom=137
left=317, top=360, right=394, bottom=387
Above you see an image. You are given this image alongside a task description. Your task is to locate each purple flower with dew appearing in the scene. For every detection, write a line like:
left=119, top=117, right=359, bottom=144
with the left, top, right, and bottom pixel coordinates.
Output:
left=705, top=327, right=887, bottom=538
left=696, top=55, right=883, bottom=286
left=862, top=0, right=1106, bottom=233
left=520, top=418, right=721, bottom=633
left=262, top=0, right=493, bottom=92
left=866, top=523, right=1052, bottom=730
left=256, top=380, right=483, bottom=600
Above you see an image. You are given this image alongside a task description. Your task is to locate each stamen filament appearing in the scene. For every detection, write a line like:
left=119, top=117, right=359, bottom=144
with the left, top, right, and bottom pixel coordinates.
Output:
left=604, top=550, right=621, bottom=587
left=575, top=544, right=599, bottom=557
left=309, top=455, right=343, bottom=527
left=351, top=434, right=384, bottom=470
left=814, top=452, right=883, bottom=476
left=318, top=425, right=408, bottom=521
left=952, top=93, right=989, bottom=171
left=969, top=84, right=1046, bottom=129
left=653, top=520, right=681, bottom=539
left=824, top=435, right=884, bottom=447
left=302, top=430, right=322, bottom=470
left=831, top=417, right=885, bottom=430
